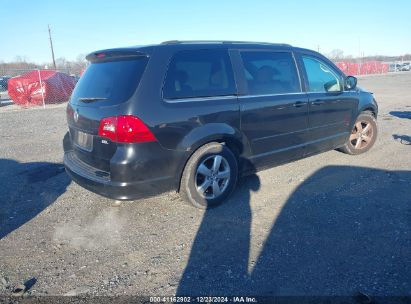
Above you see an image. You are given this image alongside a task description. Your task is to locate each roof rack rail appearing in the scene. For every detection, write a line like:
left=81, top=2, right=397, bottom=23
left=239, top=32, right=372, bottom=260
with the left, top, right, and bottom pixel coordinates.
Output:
left=160, top=40, right=291, bottom=46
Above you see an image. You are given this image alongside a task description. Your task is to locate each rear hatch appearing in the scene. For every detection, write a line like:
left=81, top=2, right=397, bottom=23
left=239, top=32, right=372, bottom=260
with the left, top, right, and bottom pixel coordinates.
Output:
left=67, top=49, right=149, bottom=172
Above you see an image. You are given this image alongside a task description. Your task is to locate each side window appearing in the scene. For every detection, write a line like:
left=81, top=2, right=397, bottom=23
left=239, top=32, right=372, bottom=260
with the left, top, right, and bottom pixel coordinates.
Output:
left=302, top=56, right=341, bottom=92
left=240, top=51, right=301, bottom=95
left=163, top=49, right=236, bottom=99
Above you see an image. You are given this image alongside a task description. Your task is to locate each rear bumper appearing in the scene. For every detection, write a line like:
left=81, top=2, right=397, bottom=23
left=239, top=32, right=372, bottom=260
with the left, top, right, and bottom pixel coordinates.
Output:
left=64, top=151, right=175, bottom=200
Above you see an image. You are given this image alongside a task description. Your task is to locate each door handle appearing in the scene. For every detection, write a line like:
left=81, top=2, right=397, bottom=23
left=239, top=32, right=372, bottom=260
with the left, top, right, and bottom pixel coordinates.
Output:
left=293, top=101, right=305, bottom=107
left=311, top=100, right=325, bottom=106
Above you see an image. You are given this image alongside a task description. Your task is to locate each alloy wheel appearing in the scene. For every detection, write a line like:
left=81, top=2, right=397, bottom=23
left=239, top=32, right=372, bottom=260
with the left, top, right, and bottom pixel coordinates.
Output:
left=195, top=155, right=231, bottom=199
left=349, top=121, right=374, bottom=150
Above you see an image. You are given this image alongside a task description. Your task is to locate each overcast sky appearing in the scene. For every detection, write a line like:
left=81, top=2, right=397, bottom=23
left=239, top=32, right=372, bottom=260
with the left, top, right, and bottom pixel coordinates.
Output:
left=2, top=0, right=410, bottom=63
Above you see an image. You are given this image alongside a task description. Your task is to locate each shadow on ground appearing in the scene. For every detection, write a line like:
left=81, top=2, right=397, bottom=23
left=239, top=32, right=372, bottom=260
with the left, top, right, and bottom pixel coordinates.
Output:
left=177, top=166, right=411, bottom=298
left=390, top=111, right=411, bottom=119
left=0, top=159, right=70, bottom=239
left=393, top=134, right=411, bottom=145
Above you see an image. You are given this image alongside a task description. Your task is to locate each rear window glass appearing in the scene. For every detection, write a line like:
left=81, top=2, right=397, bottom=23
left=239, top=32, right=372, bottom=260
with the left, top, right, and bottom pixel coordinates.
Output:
left=163, top=49, right=236, bottom=100
left=71, top=57, right=148, bottom=106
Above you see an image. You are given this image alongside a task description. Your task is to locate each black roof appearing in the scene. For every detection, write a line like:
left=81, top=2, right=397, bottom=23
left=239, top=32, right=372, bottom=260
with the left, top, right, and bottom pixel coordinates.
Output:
left=86, top=41, right=322, bottom=61
left=150, top=40, right=295, bottom=52
left=160, top=40, right=292, bottom=47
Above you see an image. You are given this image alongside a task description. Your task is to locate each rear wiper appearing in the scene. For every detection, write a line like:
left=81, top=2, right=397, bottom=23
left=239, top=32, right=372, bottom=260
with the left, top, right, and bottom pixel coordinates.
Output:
left=79, top=97, right=108, bottom=103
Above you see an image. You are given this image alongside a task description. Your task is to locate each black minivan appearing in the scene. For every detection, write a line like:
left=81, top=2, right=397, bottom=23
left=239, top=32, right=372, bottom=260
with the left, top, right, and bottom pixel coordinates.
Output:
left=64, top=41, right=378, bottom=208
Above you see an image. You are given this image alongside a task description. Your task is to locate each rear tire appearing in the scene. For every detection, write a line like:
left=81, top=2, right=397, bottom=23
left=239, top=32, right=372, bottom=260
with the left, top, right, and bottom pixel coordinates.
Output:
left=180, top=142, right=238, bottom=209
left=339, top=112, right=377, bottom=155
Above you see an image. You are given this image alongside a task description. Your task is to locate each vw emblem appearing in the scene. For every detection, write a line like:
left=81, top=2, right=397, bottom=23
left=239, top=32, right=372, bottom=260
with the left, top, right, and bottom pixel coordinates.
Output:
left=74, top=109, right=79, bottom=122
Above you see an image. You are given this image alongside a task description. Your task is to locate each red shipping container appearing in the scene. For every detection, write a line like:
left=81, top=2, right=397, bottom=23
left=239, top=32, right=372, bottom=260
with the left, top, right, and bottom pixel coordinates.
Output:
left=8, top=70, right=76, bottom=107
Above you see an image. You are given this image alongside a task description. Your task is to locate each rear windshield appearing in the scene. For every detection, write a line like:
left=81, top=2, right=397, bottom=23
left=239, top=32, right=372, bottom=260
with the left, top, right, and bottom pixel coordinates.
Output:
left=70, top=57, right=148, bottom=106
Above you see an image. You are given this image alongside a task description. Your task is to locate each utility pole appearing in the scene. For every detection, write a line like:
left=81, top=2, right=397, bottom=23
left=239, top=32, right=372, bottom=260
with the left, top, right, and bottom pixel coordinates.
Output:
left=48, top=24, right=56, bottom=69
left=358, top=37, right=361, bottom=59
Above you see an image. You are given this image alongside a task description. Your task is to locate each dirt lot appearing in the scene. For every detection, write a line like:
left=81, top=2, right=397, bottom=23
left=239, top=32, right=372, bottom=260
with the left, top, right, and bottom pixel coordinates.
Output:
left=0, top=73, right=410, bottom=300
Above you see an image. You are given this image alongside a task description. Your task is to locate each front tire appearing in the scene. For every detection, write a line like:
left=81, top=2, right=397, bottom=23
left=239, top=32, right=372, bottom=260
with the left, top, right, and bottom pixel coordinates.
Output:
left=180, top=142, right=238, bottom=209
left=340, top=112, right=377, bottom=155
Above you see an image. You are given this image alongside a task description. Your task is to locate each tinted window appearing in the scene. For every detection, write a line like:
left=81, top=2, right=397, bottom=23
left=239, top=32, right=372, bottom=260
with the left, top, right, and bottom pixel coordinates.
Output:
left=240, top=51, right=300, bottom=95
left=71, top=57, right=148, bottom=106
left=302, top=56, right=341, bottom=92
left=163, top=50, right=236, bottom=99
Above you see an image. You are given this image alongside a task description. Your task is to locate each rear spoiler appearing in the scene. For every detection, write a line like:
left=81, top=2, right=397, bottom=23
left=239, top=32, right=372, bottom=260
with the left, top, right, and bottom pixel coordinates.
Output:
left=86, top=50, right=148, bottom=63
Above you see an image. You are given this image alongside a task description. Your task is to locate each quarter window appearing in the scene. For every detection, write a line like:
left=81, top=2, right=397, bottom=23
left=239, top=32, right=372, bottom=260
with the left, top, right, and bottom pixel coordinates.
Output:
left=240, top=51, right=301, bottom=95
left=163, top=50, right=236, bottom=100
left=302, top=56, right=341, bottom=92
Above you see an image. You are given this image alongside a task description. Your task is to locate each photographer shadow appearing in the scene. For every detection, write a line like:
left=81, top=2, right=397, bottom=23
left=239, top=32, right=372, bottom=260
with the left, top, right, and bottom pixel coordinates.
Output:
left=177, top=174, right=260, bottom=294
left=177, top=165, right=411, bottom=296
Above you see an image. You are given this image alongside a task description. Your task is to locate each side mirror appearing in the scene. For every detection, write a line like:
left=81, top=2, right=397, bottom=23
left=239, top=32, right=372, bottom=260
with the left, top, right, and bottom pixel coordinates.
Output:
left=345, top=76, right=357, bottom=90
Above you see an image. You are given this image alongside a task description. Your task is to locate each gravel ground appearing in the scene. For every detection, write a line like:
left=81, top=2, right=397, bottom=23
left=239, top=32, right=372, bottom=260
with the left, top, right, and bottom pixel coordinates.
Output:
left=0, top=73, right=410, bottom=301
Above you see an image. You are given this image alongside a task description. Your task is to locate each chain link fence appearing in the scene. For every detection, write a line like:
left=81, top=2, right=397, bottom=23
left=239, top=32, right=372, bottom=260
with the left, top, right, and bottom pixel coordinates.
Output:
left=333, top=59, right=411, bottom=75
left=335, top=60, right=389, bottom=75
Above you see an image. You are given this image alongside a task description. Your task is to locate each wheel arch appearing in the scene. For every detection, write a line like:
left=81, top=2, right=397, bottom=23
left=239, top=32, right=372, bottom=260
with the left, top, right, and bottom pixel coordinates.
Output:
left=175, top=129, right=247, bottom=192
left=359, top=106, right=377, bottom=118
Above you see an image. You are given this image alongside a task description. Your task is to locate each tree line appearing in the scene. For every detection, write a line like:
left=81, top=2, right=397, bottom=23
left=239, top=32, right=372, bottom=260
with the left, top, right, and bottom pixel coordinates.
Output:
left=0, top=54, right=88, bottom=77
left=326, top=49, right=411, bottom=62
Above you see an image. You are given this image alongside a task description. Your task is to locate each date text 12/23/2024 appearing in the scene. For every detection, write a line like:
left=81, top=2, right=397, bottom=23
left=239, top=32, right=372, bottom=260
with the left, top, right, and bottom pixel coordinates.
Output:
left=149, top=296, right=257, bottom=303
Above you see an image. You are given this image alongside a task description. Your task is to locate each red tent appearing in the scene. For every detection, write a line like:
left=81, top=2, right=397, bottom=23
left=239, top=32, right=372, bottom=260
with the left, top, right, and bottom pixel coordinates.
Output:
left=8, top=70, right=76, bottom=107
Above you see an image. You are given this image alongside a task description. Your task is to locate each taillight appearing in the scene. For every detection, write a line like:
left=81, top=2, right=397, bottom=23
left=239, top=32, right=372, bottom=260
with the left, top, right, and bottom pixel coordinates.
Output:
left=98, top=115, right=156, bottom=143
left=98, top=116, right=117, bottom=141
